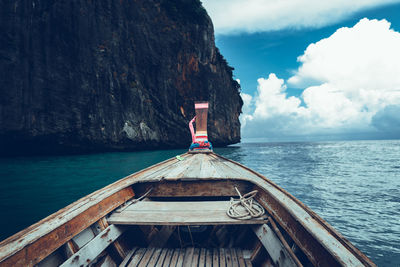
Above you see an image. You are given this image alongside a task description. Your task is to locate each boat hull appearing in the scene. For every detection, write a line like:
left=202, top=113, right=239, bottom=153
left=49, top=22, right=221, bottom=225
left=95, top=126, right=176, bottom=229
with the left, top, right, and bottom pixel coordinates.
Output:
left=0, top=152, right=375, bottom=267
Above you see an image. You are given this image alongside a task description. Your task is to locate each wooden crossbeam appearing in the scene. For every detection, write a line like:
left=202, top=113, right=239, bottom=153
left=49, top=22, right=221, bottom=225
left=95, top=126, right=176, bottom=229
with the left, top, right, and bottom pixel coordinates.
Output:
left=108, top=201, right=268, bottom=225
left=60, top=225, right=125, bottom=267
left=252, top=220, right=302, bottom=267
left=98, top=217, right=127, bottom=259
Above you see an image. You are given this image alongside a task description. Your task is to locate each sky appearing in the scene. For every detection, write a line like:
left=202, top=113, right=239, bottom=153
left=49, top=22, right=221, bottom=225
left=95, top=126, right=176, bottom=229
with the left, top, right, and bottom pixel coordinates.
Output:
left=202, top=0, right=400, bottom=141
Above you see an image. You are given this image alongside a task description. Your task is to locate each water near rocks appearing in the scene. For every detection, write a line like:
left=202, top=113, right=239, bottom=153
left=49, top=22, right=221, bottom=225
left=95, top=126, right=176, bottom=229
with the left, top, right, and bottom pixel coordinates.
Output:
left=1, top=140, right=399, bottom=266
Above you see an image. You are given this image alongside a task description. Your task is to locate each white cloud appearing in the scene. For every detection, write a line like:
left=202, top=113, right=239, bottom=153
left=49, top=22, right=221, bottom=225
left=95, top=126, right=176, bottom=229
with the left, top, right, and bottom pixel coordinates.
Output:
left=202, top=0, right=400, bottom=35
left=242, top=19, right=400, bottom=139
left=253, top=74, right=303, bottom=118
left=288, top=18, right=400, bottom=90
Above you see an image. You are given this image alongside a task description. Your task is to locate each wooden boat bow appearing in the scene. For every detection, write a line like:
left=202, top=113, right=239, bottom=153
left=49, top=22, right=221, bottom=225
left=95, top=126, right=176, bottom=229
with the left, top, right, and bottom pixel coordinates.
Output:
left=0, top=152, right=376, bottom=267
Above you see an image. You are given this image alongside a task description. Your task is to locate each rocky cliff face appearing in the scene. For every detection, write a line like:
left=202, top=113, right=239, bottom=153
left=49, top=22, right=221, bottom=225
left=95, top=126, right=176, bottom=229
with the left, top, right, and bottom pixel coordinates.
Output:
left=0, top=0, right=242, bottom=155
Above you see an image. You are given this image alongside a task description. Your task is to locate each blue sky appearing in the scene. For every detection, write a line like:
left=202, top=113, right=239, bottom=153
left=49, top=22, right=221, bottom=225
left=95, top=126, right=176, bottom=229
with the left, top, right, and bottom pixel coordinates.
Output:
left=202, top=1, right=400, bottom=141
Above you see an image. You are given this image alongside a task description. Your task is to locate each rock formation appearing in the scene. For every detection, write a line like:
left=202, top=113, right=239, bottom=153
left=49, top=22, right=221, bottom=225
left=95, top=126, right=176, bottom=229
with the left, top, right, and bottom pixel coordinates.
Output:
left=0, top=0, right=242, bottom=155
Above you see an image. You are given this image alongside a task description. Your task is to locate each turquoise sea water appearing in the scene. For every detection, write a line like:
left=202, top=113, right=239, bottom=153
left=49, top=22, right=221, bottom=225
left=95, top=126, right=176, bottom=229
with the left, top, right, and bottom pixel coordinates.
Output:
left=0, top=140, right=399, bottom=266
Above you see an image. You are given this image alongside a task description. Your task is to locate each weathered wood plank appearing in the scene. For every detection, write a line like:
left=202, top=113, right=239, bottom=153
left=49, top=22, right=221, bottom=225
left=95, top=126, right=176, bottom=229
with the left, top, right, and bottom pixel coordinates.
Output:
left=154, top=248, right=168, bottom=267
left=119, top=247, right=138, bottom=267
left=161, top=156, right=197, bottom=179
left=207, top=154, right=259, bottom=181
left=138, top=247, right=155, bottom=267
left=147, top=248, right=162, bottom=267
left=120, top=248, right=248, bottom=267
left=60, top=225, right=125, bottom=267
left=138, top=153, right=196, bottom=182
left=133, top=180, right=253, bottom=198
left=169, top=249, right=180, bottom=267
left=98, top=217, right=127, bottom=259
left=198, top=248, right=206, bottom=267
left=236, top=249, right=246, bottom=267
left=108, top=211, right=267, bottom=225
left=176, top=248, right=185, bottom=267
left=191, top=248, right=200, bottom=267
left=108, top=200, right=267, bottom=225
left=182, top=247, right=194, bottom=266
left=267, top=218, right=303, bottom=266
left=140, top=162, right=183, bottom=181
left=252, top=223, right=301, bottom=267
left=135, top=157, right=188, bottom=182
left=161, top=249, right=174, bottom=267
left=124, top=201, right=230, bottom=212
left=251, top=242, right=263, bottom=264
left=64, top=241, right=79, bottom=258
left=230, top=248, right=239, bottom=267
left=208, top=157, right=236, bottom=179
left=127, top=248, right=145, bottom=267
left=198, top=154, right=219, bottom=178
left=213, top=248, right=219, bottom=267
left=181, top=153, right=206, bottom=178
left=219, top=248, right=226, bottom=267
left=205, top=249, right=212, bottom=267
left=209, top=154, right=260, bottom=180
left=225, top=248, right=233, bottom=267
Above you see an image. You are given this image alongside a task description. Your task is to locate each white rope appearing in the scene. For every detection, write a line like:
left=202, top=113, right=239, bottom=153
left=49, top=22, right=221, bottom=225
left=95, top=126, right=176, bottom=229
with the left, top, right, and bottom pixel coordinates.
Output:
left=226, top=187, right=265, bottom=220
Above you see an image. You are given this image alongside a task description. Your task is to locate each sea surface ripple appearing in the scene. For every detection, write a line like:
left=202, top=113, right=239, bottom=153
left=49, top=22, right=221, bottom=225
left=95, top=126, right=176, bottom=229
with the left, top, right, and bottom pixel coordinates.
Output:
left=217, top=140, right=400, bottom=266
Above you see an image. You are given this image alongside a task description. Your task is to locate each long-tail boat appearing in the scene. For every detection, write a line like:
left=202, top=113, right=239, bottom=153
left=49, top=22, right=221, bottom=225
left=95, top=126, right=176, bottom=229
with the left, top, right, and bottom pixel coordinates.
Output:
left=0, top=102, right=376, bottom=267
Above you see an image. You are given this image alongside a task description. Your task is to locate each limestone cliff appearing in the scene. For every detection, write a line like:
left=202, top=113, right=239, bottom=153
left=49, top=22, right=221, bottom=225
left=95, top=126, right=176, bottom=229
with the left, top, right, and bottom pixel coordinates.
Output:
left=0, top=0, right=242, bottom=155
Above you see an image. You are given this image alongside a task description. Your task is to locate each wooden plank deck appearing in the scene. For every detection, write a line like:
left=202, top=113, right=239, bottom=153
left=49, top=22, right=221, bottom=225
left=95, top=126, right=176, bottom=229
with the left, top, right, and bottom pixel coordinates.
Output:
left=136, top=153, right=261, bottom=182
left=120, top=247, right=251, bottom=267
left=108, top=200, right=268, bottom=226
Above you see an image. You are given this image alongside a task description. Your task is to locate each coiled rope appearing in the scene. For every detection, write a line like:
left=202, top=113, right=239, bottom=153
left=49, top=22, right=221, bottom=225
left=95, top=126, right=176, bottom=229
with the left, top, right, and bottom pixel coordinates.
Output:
left=227, top=187, right=265, bottom=220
